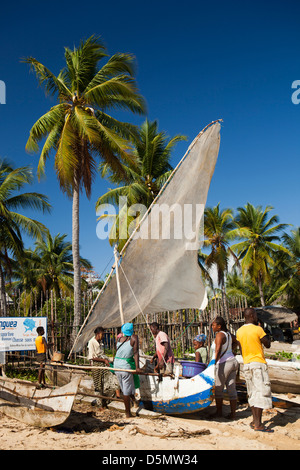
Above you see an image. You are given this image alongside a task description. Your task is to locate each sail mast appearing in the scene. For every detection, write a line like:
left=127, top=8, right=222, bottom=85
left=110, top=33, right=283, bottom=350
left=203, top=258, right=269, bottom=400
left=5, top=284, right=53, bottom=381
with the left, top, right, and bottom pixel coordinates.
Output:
left=70, top=120, right=222, bottom=354
left=114, top=245, right=125, bottom=326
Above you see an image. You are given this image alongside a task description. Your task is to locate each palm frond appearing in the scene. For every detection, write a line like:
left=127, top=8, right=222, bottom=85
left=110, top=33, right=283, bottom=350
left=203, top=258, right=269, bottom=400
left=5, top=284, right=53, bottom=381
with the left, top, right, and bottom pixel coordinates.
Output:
left=26, top=104, right=69, bottom=154
left=7, top=212, right=48, bottom=241
left=37, top=120, right=65, bottom=178
left=23, top=57, right=72, bottom=99
left=0, top=165, right=34, bottom=200
left=64, top=35, right=108, bottom=94
left=5, top=192, right=51, bottom=214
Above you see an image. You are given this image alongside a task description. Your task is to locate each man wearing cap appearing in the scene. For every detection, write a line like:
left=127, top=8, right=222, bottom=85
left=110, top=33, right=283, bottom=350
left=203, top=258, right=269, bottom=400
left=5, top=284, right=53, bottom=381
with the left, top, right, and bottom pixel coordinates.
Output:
left=113, top=323, right=142, bottom=418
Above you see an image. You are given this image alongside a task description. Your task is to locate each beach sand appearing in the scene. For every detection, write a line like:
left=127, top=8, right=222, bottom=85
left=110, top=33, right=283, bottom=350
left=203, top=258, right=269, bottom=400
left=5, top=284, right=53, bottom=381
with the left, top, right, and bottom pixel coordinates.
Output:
left=0, top=397, right=300, bottom=451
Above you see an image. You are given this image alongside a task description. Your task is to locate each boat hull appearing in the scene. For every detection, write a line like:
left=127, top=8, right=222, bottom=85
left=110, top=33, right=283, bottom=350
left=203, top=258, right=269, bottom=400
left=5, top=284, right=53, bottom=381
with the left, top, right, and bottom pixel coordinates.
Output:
left=139, top=360, right=215, bottom=415
left=236, top=355, right=300, bottom=394
left=0, top=376, right=80, bottom=427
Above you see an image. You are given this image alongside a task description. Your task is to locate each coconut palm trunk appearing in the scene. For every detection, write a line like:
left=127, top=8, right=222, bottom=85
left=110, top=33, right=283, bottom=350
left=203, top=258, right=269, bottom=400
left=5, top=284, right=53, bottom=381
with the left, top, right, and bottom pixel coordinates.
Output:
left=221, top=282, right=229, bottom=323
left=202, top=204, right=236, bottom=326
left=257, top=273, right=265, bottom=307
left=0, top=262, right=7, bottom=316
left=72, top=179, right=81, bottom=339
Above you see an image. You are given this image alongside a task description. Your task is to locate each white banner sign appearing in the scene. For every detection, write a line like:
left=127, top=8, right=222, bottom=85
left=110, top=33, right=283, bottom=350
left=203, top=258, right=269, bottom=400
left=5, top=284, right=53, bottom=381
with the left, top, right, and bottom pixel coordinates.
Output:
left=0, top=317, right=47, bottom=352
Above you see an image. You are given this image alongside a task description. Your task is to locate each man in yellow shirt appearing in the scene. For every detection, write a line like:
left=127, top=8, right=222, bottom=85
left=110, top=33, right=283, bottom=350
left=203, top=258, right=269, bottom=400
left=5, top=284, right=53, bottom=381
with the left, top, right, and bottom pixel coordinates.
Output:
left=236, top=308, right=273, bottom=432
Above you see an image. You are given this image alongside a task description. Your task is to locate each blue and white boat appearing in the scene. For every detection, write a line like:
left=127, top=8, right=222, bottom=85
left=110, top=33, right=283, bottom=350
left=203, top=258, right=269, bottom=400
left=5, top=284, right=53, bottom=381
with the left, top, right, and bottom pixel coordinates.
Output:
left=138, top=360, right=215, bottom=415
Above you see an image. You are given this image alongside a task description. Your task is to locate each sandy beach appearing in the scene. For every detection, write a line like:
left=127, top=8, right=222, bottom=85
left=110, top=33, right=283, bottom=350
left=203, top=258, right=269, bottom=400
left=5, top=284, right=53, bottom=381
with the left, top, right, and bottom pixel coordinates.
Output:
left=1, top=396, right=300, bottom=451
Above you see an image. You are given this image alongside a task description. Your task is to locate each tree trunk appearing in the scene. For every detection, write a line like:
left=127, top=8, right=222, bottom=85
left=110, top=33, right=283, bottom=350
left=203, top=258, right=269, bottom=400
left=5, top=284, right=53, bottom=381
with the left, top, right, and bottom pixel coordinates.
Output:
left=257, top=274, right=265, bottom=307
left=0, top=261, right=7, bottom=316
left=221, top=281, right=230, bottom=325
left=72, top=182, right=81, bottom=341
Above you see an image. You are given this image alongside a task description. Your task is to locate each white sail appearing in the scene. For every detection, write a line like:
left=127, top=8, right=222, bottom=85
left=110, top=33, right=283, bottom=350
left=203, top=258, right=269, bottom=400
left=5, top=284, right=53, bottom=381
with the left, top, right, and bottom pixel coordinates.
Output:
left=73, top=121, right=221, bottom=352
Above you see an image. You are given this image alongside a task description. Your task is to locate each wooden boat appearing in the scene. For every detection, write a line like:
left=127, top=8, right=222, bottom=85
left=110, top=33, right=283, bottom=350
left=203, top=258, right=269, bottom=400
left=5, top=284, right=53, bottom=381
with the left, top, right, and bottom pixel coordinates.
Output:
left=46, top=363, right=90, bottom=388
left=138, top=360, right=215, bottom=414
left=236, top=355, right=300, bottom=394
left=70, top=122, right=222, bottom=416
left=232, top=382, right=300, bottom=409
left=0, top=376, right=80, bottom=427
left=266, top=359, right=300, bottom=394
left=45, top=358, right=216, bottom=415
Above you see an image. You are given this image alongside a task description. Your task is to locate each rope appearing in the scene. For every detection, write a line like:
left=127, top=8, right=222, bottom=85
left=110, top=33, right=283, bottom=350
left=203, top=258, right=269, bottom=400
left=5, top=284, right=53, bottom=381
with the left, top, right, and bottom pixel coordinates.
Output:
left=120, top=259, right=204, bottom=350
left=118, top=263, right=149, bottom=329
left=118, top=262, right=167, bottom=367
left=118, top=259, right=209, bottom=363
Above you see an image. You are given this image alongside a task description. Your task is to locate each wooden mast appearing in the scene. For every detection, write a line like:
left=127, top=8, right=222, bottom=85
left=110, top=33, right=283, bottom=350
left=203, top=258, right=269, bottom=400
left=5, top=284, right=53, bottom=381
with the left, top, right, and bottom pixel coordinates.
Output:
left=114, top=244, right=125, bottom=326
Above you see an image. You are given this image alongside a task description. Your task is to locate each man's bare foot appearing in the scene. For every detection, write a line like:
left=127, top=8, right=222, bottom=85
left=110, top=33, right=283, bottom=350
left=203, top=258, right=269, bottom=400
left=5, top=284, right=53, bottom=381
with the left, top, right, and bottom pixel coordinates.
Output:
left=253, top=425, right=274, bottom=433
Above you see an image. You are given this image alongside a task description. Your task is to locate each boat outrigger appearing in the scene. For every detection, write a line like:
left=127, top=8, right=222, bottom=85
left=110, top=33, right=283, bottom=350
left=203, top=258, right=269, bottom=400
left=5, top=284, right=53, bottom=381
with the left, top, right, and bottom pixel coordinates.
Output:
left=0, top=375, right=80, bottom=427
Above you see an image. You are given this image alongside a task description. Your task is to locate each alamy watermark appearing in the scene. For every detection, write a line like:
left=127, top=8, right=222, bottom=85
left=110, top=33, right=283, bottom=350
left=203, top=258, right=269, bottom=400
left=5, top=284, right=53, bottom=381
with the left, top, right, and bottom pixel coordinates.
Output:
left=96, top=197, right=205, bottom=251
left=291, top=80, right=300, bottom=104
left=0, top=80, right=6, bottom=104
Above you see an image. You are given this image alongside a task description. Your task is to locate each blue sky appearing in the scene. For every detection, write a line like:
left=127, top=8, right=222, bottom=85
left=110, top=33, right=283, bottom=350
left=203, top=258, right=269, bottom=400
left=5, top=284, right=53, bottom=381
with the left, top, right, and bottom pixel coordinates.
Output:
left=0, top=0, right=299, bottom=278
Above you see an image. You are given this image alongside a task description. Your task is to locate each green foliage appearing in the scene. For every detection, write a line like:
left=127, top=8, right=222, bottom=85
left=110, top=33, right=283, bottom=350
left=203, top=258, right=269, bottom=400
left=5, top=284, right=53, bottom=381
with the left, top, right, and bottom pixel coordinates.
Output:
left=275, top=351, right=300, bottom=361
left=200, top=202, right=299, bottom=311
left=202, top=204, right=236, bottom=288
left=24, top=35, right=146, bottom=197
left=5, top=365, right=39, bottom=382
left=268, top=228, right=300, bottom=311
left=231, top=203, right=289, bottom=298
left=174, top=343, right=183, bottom=358
left=0, top=160, right=51, bottom=314
left=0, top=159, right=50, bottom=254
left=143, top=349, right=155, bottom=356
left=39, top=297, right=74, bottom=322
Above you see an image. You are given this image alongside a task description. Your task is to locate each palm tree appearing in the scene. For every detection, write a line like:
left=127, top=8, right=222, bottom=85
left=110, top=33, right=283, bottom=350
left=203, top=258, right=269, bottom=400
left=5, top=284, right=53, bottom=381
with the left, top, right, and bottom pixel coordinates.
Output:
left=269, top=228, right=300, bottom=311
left=33, top=231, right=92, bottom=297
left=225, top=269, right=263, bottom=305
left=231, top=203, right=288, bottom=306
left=9, top=249, right=40, bottom=293
left=96, top=119, right=187, bottom=249
left=10, top=232, right=92, bottom=315
left=0, top=159, right=50, bottom=315
left=225, top=268, right=249, bottom=299
left=202, top=204, right=237, bottom=318
left=24, top=36, right=146, bottom=336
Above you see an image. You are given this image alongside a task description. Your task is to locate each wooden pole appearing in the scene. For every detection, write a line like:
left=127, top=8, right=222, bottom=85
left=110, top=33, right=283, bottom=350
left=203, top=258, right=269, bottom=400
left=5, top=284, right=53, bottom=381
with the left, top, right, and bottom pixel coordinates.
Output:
left=114, top=244, right=125, bottom=326
left=49, top=361, right=164, bottom=377
left=51, top=290, right=55, bottom=353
